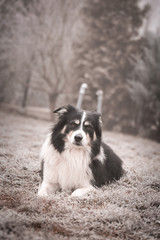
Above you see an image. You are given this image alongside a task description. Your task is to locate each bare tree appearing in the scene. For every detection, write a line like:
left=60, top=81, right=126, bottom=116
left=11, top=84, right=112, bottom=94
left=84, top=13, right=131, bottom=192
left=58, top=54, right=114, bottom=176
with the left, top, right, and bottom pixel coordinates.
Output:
left=0, top=0, right=84, bottom=109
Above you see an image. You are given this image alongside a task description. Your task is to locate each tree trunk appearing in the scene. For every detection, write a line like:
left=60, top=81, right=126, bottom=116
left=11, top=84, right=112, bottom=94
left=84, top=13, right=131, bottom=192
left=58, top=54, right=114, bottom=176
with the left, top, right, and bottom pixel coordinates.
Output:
left=49, top=92, right=59, bottom=120
left=22, top=73, right=31, bottom=108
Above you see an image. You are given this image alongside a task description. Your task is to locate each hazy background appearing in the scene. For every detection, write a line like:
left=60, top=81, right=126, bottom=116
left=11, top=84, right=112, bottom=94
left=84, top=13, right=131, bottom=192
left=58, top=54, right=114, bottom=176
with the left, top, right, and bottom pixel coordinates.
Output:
left=0, top=0, right=160, bottom=141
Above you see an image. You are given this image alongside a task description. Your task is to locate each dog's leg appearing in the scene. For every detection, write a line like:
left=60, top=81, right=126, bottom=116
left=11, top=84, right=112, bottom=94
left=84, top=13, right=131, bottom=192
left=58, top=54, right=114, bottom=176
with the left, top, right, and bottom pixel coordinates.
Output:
left=37, top=181, right=59, bottom=197
left=71, top=186, right=94, bottom=197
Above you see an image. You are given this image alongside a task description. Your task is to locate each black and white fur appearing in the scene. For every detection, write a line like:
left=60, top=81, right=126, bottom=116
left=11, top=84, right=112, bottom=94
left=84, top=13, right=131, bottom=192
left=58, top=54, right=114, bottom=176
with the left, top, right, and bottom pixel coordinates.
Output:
left=38, top=105, right=124, bottom=197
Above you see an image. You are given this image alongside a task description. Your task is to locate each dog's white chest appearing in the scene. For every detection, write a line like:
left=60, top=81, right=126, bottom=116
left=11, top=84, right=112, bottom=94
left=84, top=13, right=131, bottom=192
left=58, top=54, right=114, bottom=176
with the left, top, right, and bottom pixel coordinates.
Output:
left=57, top=148, right=92, bottom=190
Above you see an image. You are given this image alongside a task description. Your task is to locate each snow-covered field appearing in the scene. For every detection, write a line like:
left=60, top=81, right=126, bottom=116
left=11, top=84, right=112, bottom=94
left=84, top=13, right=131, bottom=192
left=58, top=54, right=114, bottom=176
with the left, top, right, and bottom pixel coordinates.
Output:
left=0, top=109, right=160, bottom=240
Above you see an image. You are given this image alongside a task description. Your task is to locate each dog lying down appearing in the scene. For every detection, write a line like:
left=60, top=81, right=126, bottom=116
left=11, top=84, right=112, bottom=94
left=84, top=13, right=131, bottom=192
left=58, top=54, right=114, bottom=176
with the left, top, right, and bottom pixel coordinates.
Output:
left=38, top=105, right=124, bottom=197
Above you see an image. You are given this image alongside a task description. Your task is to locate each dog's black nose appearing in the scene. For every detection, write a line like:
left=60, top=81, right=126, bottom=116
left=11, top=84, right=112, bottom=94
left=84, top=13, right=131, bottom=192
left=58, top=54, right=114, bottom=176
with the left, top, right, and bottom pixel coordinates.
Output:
left=74, top=134, right=83, bottom=142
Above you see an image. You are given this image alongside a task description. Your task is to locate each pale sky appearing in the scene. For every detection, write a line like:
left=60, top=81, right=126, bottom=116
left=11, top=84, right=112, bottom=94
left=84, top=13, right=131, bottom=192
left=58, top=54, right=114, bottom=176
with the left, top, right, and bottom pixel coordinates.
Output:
left=139, top=0, right=160, bottom=33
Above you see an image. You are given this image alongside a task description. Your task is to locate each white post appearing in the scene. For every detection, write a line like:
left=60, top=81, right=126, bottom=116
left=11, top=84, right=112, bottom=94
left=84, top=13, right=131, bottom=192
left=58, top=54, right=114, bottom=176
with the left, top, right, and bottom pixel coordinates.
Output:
left=96, top=90, right=103, bottom=113
left=76, top=83, right=88, bottom=109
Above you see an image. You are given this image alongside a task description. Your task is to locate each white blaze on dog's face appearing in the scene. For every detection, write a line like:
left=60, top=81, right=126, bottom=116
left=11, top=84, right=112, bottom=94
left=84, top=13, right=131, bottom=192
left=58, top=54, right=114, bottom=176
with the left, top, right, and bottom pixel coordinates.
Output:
left=68, top=111, right=88, bottom=146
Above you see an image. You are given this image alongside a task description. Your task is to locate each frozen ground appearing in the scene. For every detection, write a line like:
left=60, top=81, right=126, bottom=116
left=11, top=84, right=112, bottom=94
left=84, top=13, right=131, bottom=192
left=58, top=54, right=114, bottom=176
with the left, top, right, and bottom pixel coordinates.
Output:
left=0, top=108, right=160, bottom=240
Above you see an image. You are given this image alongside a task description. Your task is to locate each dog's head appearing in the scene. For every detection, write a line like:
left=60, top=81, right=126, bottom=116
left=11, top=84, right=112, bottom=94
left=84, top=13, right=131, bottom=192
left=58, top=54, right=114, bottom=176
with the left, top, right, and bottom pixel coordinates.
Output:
left=53, top=105, right=102, bottom=151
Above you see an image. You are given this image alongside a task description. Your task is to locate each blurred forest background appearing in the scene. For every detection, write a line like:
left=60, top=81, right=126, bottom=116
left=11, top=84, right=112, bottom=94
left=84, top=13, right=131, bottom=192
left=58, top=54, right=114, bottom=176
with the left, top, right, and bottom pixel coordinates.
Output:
left=0, top=0, right=160, bottom=141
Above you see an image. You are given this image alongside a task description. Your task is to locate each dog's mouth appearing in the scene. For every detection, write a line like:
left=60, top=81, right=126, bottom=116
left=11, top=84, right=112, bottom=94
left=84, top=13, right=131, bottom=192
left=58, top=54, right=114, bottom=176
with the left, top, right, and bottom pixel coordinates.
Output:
left=73, top=141, right=83, bottom=147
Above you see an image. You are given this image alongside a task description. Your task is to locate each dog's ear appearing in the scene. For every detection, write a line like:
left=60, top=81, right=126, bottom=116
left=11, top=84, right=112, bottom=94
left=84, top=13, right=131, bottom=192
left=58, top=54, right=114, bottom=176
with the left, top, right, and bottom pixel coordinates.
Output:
left=53, top=105, right=76, bottom=117
left=53, top=106, right=68, bottom=116
left=99, top=115, right=102, bottom=126
left=92, top=112, right=102, bottom=126
left=95, top=113, right=102, bottom=138
left=96, top=113, right=102, bottom=127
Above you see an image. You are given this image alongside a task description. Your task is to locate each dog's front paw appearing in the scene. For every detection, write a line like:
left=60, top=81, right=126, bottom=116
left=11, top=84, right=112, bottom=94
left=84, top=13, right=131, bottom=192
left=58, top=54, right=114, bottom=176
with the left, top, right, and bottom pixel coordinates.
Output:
left=37, top=189, right=49, bottom=198
left=71, top=189, right=84, bottom=197
left=71, top=187, right=94, bottom=197
left=37, top=181, right=49, bottom=198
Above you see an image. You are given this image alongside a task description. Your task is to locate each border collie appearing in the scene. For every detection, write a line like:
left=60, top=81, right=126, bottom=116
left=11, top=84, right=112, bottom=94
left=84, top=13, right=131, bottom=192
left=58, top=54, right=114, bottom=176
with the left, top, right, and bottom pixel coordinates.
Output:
left=38, top=105, right=124, bottom=197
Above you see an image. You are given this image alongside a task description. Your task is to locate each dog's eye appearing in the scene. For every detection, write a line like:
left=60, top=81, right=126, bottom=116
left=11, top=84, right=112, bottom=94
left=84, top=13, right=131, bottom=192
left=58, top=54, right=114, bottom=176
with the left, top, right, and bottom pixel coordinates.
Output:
left=84, top=121, right=93, bottom=129
left=69, top=121, right=79, bottom=127
left=84, top=123, right=93, bottom=129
